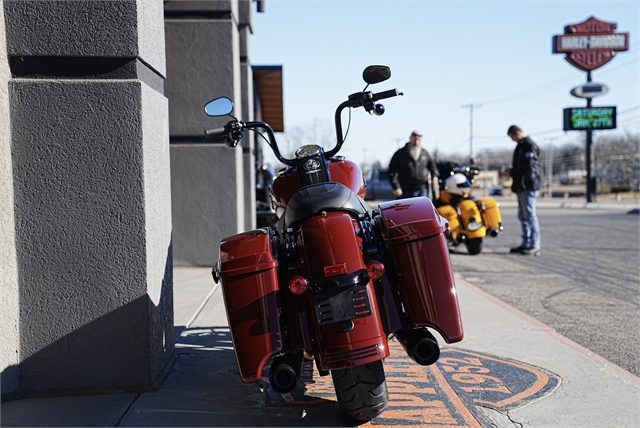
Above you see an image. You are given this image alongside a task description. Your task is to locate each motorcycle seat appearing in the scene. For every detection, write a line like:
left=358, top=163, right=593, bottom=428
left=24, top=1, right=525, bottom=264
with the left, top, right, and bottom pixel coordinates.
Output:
left=283, top=182, right=371, bottom=228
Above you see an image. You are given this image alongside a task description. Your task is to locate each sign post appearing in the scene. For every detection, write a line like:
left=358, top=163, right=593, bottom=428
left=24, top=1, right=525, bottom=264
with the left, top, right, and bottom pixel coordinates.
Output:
left=553, top=16, right=629, bottom=202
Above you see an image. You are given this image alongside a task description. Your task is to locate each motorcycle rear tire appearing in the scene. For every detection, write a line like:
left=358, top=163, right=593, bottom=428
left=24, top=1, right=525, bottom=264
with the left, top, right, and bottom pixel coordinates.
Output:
left=331, top=361, right=388, bottom=425
left=465, top=237, right=482, bottom=255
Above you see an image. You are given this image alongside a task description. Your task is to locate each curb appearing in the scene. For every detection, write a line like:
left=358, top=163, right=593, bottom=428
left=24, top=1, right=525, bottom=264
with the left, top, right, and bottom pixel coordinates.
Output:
left=493, top=199, right=639, bottom=211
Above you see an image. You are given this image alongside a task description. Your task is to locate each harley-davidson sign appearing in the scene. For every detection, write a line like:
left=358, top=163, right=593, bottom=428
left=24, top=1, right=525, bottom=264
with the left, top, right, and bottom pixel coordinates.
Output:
left=552, top=16, right=629, bottom=71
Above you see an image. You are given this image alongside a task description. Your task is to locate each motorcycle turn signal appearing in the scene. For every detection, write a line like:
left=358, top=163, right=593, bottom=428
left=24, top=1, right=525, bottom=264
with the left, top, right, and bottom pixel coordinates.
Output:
left=366, top=261, right=385, bottom=280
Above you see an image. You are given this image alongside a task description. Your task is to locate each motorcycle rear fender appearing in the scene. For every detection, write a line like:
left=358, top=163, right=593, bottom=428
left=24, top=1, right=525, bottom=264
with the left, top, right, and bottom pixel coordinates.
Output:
left=477, top=197, right=503, bottom=232
left=377, top=197, right=464, bottom=343
left=217, top=229, right=282, bottom=383
left=297, top=212, right=390, bottom=370
left=458, top=198, right=486, bottom=239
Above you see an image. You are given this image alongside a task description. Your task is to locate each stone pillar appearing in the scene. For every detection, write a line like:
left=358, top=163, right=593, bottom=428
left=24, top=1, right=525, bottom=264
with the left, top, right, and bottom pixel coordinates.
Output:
left=165, top=0, right=251, bottom=266
left=0, top=1, right=20, bottom=394
left=2, top=0, right=173, bottom=394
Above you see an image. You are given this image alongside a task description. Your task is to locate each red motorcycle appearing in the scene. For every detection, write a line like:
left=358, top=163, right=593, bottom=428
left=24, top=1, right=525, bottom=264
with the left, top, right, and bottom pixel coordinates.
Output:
left=208, top=66, right=463, bottom=424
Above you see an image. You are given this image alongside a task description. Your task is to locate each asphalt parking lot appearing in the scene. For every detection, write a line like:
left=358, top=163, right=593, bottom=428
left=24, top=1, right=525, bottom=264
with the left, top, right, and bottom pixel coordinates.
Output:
left=446, top=200, right=640, bottom=377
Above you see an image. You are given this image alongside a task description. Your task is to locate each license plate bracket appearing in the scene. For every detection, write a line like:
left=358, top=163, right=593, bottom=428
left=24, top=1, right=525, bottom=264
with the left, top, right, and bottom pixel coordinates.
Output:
left=314, top=285, right=372, bottom=326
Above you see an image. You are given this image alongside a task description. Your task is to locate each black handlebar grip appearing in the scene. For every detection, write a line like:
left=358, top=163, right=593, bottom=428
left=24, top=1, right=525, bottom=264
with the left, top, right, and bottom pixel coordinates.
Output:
left=204, top=126, right=228, bottom=141
left=372, top=88, right=402, bottom=101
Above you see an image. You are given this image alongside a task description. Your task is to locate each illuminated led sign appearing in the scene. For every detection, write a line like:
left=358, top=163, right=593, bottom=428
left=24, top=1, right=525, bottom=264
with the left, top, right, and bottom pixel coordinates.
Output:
left=563, top=107, right=617, bottom=131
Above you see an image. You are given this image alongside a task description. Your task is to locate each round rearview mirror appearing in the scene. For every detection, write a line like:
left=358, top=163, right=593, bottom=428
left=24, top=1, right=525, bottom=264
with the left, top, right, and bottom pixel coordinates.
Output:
left=204, top=97, right=234, bottom=117
left=363, top=65, right=391, bottom=85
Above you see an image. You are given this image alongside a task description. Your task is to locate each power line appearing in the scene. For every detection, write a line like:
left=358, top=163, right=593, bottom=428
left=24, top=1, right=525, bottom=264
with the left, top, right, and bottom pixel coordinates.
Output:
left=472, top=105, right=640, bottom=141
left=478, top=42, right=639, bottom=106
left=619, top=105, right=640, bottom=115
left=593, top=49, right=640, bottom=78
left=448, top=137, right=472, bottom=153
left=479, top=71, right=578, bottom=105
left=434, top=44, right=638, bottom=157
left=423, top=107, right=467, bottom=135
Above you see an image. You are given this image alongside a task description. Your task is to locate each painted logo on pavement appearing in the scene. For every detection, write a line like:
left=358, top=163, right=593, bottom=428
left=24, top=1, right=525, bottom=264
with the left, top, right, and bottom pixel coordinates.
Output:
left=264, top=341, right=560, bottom=426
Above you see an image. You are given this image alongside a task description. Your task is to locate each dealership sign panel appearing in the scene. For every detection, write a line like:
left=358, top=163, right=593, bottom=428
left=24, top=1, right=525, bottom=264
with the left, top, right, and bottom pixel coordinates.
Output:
left=553, top=16, right=629, bottom=71
left=563, top=107, right=617, bottom=131
left=570, top=82, right=609, bottom=98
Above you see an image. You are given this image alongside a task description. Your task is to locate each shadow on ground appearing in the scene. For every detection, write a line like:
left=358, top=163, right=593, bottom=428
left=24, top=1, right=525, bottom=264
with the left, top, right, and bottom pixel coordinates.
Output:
left=119, top=327, right=344, bottom=427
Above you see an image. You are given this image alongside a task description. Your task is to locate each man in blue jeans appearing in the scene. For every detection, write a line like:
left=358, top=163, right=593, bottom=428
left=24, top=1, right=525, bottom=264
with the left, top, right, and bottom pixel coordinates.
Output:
left=506, top=125, right=542, bottom=256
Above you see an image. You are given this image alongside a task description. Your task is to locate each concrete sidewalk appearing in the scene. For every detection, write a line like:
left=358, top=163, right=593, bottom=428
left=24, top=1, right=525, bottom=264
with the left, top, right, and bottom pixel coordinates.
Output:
left=2, top=267, right=639, bottom=427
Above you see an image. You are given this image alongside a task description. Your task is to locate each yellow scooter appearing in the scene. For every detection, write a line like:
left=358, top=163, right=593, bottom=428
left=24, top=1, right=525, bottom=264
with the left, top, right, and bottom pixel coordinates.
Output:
left=436, top=167, right=503, bottom=255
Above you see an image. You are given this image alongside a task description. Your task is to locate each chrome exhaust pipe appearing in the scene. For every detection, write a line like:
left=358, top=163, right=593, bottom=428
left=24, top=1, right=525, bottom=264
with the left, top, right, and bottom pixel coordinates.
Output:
left=268, top=351, right=303, bottom=393
left=396, top=328, right=440, bottom=366
left=488, top=228, right=499, bottom=237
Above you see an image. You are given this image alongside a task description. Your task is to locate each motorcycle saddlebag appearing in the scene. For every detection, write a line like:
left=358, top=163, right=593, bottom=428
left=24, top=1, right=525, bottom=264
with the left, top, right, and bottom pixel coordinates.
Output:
left=477, top=197, right=502, bottom=232
left=215, top=229, right=282, bottom=383
left=377, top=197, right=464, bottom=343
left=436, top=204, right=460, bottom=236
left=457, top=198, right=486, bottom=239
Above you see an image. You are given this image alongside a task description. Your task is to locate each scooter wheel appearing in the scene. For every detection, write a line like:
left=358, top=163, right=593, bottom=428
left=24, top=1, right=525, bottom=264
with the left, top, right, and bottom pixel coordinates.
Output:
left=465, top=238, right=482, bottom=255
left=331, top=361, right=388, bottom=425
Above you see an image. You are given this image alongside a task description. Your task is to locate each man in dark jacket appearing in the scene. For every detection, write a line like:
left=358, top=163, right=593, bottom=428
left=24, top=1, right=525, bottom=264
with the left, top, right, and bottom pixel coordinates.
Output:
left=506, top=125, right=542, bottom=256
left=388, top=130, right=439, bottom=200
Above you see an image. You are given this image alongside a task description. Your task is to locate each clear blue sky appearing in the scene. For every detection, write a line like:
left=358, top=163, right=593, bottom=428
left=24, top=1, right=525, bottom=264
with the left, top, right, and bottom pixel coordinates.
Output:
left=251, top=1, right=639, bottom=168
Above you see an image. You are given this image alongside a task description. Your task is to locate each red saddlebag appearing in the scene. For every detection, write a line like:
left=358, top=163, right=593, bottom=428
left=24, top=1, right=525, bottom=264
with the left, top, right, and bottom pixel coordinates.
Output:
left=377, top=198, right=464, bottom=343
left=216, top=229, right=282, bottom=383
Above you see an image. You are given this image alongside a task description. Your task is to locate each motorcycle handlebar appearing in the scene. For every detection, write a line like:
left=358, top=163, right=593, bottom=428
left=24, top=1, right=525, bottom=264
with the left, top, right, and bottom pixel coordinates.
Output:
left=207, top=87, right=402, bottom=162
left=245, top=121, right=295, bottom=166
left=204, top=126, right=228, bottom=141
left=211, top=120, right=294, bottom=166
left=326, top=87, right=402, bottom=159
left=372, top=88, right=402, bottom=101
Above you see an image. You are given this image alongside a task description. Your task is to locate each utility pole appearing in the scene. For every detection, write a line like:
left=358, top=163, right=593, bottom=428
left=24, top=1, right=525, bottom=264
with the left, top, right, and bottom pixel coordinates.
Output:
left=483, top=148, right=489, bottom=196
left=462, top=103, right=482, bottom=160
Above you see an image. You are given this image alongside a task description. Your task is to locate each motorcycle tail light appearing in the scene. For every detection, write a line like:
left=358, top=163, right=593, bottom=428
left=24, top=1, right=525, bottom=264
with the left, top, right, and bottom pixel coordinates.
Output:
left=366, top=261, right=385, bottom=280
left=289, top=276, right=309, bottom=295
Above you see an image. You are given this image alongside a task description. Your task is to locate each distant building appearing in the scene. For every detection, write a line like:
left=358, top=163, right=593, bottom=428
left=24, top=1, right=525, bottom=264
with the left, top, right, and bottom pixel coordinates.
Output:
left=560, top=170, right=587, bottom=185
left=473, top=170, right=500, bottom=189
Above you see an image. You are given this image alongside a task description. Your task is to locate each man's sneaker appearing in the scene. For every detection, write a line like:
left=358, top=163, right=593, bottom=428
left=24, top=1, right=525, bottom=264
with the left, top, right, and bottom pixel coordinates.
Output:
left=510, top=245, right=525, bottom=253
left=521, top=247, right=541, bottom=256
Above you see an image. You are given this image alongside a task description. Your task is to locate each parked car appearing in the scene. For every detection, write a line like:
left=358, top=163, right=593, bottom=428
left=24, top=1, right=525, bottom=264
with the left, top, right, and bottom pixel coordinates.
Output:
left=365, top=166, right=395, bottom=200
left=490, top=187, right=504, bottom=196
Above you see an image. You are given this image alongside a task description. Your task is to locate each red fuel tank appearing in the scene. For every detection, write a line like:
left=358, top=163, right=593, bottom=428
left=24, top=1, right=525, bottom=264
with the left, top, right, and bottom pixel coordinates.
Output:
left=271, top=159, right=366, bottom=214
